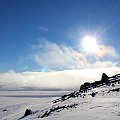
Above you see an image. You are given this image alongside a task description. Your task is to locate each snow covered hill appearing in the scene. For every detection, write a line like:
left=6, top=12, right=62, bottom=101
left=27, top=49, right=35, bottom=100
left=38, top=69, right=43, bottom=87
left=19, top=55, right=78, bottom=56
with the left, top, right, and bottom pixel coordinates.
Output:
left=0, top=74, right=120, bottom=120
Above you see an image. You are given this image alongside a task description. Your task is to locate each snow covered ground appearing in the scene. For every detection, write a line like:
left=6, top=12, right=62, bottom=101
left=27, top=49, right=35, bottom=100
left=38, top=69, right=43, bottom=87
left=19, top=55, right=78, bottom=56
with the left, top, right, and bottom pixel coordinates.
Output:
left=0, top=86, right=120, bottom=120
left=0, top=91, right=70, bottom=120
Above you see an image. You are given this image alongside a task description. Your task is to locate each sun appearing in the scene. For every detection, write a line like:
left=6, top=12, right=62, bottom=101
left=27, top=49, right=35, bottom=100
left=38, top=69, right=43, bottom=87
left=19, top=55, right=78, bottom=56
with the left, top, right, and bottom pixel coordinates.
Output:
left=82, top=36, right=100, bottom=54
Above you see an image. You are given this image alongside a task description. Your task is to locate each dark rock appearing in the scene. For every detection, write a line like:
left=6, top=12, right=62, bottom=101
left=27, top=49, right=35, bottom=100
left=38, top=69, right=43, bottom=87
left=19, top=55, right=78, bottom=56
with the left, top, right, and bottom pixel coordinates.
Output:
left=91, top=92, right=96, bottom=97
left=110, top=88, right=120, bottom=92
left=79, top=82, right=91, bottom=93
left=39, top=104, right=78, bottom=118
left=3, top=109, right=7, bottom=112
left=101, top=73, right=108, bottom=82
left=24, top=109, right=32, bottom=117
left=112, top=83, right=115, bottom=87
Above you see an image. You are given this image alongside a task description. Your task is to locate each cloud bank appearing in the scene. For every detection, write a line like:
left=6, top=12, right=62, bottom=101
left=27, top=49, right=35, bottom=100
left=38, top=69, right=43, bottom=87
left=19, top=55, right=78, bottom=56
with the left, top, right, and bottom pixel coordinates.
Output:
left=0, top=67, right=120, bottom=90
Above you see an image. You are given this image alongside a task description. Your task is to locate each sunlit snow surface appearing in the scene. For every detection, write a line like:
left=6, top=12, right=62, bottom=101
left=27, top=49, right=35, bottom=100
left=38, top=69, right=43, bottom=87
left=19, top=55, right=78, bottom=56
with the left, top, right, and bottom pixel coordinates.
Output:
left=0, top=86, right=120, bottom=120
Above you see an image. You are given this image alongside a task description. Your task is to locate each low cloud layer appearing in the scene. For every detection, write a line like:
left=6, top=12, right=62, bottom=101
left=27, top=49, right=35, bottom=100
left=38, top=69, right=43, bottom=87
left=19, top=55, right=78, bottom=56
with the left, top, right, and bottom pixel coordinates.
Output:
left=0, top=67, right=120, bottom=90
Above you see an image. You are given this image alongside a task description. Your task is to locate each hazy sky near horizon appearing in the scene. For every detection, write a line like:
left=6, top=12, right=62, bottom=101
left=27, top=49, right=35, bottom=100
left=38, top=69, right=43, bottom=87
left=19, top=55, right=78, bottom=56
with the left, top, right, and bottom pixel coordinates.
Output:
left=0, top=0, right=120, bottom=73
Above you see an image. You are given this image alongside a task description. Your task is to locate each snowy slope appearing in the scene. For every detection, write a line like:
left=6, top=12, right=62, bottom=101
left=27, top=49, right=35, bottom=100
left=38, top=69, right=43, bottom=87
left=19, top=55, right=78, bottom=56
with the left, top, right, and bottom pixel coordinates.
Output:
left=0, top=84, right=120, bottom=120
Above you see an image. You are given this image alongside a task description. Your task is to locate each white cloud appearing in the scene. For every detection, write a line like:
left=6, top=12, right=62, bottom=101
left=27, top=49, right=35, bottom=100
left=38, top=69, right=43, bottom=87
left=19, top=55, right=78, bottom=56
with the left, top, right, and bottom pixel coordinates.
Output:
left=85, top=61, right=117, bottom=68
left=31, top=39, right=118, bottom=70
left=39, top=27, right=48, bottom=32
left=33, top=40, right=88, bottom=70
left=95, top=45, right=119, bottom=58
left=0, top=67, right=120, bottom=90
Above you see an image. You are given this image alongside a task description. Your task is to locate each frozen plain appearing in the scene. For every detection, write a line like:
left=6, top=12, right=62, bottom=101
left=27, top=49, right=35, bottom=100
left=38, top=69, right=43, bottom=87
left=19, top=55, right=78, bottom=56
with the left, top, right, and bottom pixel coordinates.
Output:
left=0, top=87, right=120, bottom=120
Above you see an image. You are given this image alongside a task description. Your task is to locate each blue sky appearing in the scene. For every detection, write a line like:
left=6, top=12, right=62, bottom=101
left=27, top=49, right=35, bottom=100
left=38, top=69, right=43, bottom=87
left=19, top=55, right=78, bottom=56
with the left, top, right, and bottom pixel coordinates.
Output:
left=0, top=0, right=120, bottom=72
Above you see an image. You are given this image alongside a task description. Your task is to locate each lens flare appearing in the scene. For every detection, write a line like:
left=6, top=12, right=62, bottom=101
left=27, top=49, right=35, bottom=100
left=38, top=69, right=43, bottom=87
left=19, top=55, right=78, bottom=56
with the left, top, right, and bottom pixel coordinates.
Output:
left=82, top=36, right=100, bottom=54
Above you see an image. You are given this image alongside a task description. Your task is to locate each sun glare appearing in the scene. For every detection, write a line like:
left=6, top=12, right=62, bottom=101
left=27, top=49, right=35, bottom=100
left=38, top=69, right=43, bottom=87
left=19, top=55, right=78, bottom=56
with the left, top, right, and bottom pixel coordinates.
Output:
left=82, top=36, right=100, bottom=54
